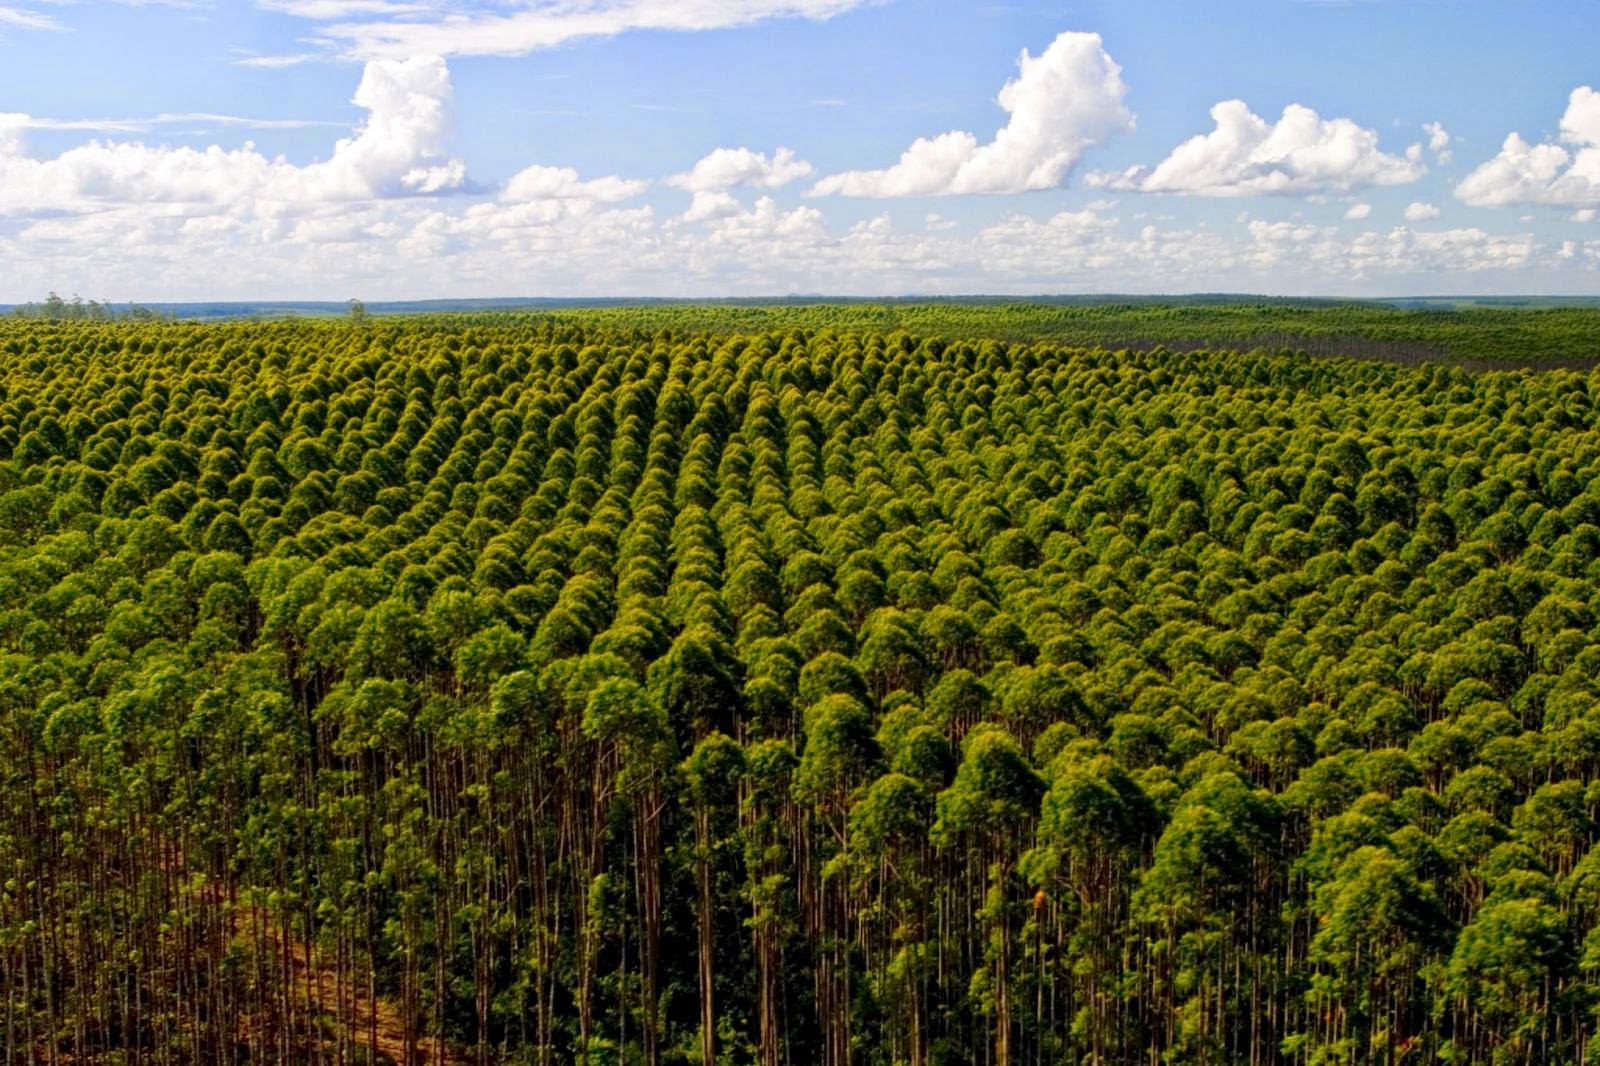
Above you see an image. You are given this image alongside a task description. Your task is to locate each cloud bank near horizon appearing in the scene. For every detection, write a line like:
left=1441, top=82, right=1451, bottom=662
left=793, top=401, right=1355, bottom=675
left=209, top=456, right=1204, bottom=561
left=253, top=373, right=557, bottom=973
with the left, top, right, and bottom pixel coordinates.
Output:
left=0, top=12, right=1595, bottom=300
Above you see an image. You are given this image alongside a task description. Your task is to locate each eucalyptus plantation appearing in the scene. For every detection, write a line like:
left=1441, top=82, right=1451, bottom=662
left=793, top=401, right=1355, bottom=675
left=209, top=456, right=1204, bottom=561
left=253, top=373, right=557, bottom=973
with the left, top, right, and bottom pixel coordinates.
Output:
left=2, top=309, right=1600, bottom=1064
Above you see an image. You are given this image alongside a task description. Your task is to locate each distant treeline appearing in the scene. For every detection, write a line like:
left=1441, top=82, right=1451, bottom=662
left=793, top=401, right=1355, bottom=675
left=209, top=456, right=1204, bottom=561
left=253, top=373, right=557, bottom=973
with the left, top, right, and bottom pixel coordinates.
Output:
left=8, top=292, right=174, bottom=322
left=508, top=302, right=1600, bottom=368
left=6, top=297, right=1598, bottom=366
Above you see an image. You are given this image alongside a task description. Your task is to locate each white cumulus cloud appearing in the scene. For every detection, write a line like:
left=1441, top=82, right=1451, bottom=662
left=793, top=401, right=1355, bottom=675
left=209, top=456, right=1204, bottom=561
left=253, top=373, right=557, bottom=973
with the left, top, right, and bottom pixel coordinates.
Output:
left=502, top=164, right=646, bottom=203
left=1, top=194, right=1585, bottom=304
left=668, top=146, right=813, bottom=193
left=668, top=146, right=813, bottom=221
left=679, top=191, right=741, bottom=223
left=321, top=56, right=468, bottom=196
left=1404, top=201, right=1441, bottom=221
left=1424, top=120, right=1452, bottom=164
left=1245, top=220, right=1538, bottom=277
left=1455, top=87, right=1600, bottom=208
left=1089, top=100, right=1425, bottom=197
left=810, top=31, right=1132, bottom=198
left=0, top=56, right=470, bottom=216
left=1344, top=202, right=1372, bottom=220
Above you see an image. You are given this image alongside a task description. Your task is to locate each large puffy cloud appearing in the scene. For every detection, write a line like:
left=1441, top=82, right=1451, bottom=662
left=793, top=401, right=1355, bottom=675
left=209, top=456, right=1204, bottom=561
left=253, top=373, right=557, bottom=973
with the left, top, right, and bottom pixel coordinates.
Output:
left=0, top=56, right=470, bottom=215
left=1455, top=87, right=1600, bottom=208
left=1090, top=100, right=1424, bottom=197
left=282, top=0, right=874, bottom=61
left=667, top=147, right=813, bottom=221
left=810, top=31, right=1132, bottom=198
left=303, top=55, right=468, bottom=197
left=0, top=131, right=283, bottom=216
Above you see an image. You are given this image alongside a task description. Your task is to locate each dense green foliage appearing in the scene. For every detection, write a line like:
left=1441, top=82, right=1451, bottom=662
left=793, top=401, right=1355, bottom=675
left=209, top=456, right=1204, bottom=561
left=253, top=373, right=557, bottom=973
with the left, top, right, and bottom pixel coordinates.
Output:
left=518, top=302, right=1600, bottom=368
left=14, top=297, right=1600, bottom=365
left=3, top=314, right=1600, bottom=1064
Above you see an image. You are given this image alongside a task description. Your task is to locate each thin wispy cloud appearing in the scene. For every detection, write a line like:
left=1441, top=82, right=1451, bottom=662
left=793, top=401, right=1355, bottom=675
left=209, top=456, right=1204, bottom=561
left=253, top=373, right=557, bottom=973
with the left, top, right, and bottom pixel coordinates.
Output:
left=261, top=0, right=879, bottom=60
left=234, top=52, right=322, bottom=68
left=259, top=0, right=428, bottom=17
left=0, top=4, right=65, bottom=30
left=1, top=0, right=210, bottom=36
left=106, top=0, right=213, bottom=8
left=5, top=112, right=342, bottom=133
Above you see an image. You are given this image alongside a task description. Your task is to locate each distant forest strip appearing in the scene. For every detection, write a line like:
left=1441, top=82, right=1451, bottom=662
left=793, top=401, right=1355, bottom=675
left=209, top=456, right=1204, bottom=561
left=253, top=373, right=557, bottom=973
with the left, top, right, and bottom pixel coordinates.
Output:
left=517, top=302, right=1600, bottom=368
left=9, top=296, right=1600, bottom=366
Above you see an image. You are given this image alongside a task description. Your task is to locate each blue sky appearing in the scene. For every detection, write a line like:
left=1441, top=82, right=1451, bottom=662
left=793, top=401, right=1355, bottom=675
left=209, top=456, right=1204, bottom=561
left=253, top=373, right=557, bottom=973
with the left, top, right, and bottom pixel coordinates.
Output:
left=0, top=0, right=1596, bottom=300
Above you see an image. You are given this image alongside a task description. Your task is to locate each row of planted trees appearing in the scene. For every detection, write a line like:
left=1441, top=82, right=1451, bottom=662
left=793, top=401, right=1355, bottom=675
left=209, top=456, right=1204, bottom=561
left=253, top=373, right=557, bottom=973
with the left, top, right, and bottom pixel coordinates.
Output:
left=2, top=315, right=1600, bottom=1064
left=532, top=301, right=1600, bottom=368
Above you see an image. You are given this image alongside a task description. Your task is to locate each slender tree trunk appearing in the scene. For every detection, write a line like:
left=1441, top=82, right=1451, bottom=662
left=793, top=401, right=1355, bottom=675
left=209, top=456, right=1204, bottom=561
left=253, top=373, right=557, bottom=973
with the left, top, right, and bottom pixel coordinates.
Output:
left=697, top=804, right=716, bottom=1066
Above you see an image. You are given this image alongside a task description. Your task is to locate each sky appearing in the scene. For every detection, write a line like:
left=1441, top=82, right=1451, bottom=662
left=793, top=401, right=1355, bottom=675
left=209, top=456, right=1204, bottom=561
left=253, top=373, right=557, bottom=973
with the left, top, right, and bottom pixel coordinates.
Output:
left=0, top=0, right=1597, bottom=301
